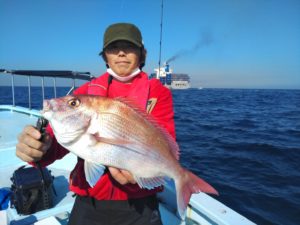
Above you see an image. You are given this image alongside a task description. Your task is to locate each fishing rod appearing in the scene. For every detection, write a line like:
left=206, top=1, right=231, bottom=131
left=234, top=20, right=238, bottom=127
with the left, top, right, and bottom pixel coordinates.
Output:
left=158, top=0, right=164, bottom=77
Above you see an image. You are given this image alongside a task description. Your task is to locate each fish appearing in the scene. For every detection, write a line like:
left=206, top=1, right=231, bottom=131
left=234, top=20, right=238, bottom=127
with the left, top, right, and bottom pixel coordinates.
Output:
left=41, top=95, right=218, bottom=219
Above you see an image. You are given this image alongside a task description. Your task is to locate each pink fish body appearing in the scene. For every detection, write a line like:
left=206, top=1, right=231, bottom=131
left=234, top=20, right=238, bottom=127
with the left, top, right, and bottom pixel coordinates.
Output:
left=42, top=95, right=218, bottom=219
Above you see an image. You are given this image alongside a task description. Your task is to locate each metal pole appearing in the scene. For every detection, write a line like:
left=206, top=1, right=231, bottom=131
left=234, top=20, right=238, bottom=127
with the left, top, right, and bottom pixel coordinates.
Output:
left=42, top=76, right=45, bottom=101
left=28, top=76, right=31, bottom=110
left=158, top=0, right=164, bottom=79
left=53, top=77, right=57, bottom=98
left=11, top=74, right=15, bottom=107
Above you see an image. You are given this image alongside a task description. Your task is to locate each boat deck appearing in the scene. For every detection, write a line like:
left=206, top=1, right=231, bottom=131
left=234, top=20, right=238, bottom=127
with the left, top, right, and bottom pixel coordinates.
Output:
left=0, top=106, right=77, bottom=225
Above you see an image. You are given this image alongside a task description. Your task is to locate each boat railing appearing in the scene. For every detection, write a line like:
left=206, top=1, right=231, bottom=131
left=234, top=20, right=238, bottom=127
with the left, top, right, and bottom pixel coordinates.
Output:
left=0, top=69, right=95, bottom=110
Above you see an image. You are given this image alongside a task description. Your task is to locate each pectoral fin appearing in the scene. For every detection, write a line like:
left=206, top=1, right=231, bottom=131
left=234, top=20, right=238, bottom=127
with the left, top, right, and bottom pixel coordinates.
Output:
left=84, top=161, right=106, bottom=187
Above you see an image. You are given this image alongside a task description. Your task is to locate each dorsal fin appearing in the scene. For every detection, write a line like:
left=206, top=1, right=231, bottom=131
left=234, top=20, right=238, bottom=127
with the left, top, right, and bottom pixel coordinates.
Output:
left=114, top=96, right=145, bottom=111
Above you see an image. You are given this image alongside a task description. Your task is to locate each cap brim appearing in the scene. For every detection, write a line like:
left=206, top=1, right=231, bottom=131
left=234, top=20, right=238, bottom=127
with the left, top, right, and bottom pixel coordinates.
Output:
left=103, top=37, right=142, bottom=49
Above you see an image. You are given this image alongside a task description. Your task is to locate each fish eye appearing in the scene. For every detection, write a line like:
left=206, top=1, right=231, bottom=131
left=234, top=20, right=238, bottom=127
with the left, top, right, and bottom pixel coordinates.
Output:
left=68, top=98, right=81, bottom=108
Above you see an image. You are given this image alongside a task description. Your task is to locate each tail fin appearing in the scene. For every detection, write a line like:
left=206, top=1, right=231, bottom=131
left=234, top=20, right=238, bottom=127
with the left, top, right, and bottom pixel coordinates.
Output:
left=175, top=169, right=218, bottom=220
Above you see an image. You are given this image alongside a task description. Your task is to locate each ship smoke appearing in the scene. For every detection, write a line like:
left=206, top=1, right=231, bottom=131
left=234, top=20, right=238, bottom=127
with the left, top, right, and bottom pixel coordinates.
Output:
left=166, top=31, right=214, bottom=64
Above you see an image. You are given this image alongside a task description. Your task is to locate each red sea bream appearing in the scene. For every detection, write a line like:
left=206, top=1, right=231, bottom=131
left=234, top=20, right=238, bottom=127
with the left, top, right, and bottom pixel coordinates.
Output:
left=42, top=95, right=218, bottom=219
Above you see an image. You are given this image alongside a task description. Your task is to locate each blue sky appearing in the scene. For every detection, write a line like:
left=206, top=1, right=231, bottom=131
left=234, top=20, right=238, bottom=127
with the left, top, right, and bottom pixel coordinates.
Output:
left=0, top=0, right=299, bottom=89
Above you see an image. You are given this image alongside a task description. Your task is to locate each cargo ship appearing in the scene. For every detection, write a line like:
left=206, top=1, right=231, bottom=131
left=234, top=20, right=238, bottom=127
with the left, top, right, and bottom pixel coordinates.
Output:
left=149, top=63, right=191, bottom=89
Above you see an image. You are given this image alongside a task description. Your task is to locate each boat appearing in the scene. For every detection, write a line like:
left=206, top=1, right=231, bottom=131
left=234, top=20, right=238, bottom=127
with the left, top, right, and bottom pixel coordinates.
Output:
left=0, top=70, right=256, bottom=225
left=150, top=63, right=191, bottom=90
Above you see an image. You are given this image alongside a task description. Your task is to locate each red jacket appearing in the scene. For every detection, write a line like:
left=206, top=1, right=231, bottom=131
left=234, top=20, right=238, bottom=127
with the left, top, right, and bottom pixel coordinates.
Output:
left=38, top=71, right=176, bottom=200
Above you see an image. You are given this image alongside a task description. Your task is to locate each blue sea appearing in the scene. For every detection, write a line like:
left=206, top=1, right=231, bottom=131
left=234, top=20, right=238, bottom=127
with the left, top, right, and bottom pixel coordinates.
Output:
left=1, top=86, right=300, bottom=225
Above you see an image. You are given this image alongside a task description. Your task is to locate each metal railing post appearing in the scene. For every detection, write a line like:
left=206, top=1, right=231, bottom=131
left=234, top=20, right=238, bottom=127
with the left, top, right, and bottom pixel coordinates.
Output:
left=53, top=77, right=57, bottom=98
left=11, top=74, right=15, bottom=107
left=28, top=76, right=31, bottom=110
left=42, top=76, right=45, bottom=102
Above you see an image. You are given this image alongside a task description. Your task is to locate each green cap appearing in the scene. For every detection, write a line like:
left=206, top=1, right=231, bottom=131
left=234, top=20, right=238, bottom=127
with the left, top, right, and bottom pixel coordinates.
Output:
left=103, top=23, right=143, bottom=49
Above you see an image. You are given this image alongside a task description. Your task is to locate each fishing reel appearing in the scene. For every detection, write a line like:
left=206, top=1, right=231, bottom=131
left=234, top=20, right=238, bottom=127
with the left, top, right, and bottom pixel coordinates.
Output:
left=36, top=117, right=49, bottom=141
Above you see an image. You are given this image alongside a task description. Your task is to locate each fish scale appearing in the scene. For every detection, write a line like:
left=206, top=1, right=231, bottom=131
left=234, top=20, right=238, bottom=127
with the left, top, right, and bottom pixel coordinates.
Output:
left=99, top=113, right=151, bottom=142
left=98, top=111, right=171, bottom=158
